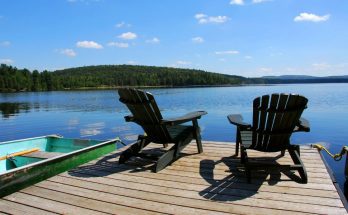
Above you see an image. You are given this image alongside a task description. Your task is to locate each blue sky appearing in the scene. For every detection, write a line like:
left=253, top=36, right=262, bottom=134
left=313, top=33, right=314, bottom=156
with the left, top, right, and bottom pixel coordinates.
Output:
left=0, top=0, right=347, bottom=77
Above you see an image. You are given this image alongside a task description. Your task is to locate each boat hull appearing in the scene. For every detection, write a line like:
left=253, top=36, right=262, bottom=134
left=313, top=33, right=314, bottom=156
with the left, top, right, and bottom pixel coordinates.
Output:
left=0, top=135, right=117, bottom=197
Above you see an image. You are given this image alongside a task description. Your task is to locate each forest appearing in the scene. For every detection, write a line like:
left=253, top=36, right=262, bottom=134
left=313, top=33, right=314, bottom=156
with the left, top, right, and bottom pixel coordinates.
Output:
left=1, top=64, right=347, bottom=92
left=0, top=64, right=262, bottom=92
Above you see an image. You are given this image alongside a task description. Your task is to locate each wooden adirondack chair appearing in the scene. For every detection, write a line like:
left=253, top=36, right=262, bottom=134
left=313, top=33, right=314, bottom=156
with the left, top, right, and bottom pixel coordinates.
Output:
left=227, top=94, right=310, bottom=183
left=118, top=88, right=207, bottom=172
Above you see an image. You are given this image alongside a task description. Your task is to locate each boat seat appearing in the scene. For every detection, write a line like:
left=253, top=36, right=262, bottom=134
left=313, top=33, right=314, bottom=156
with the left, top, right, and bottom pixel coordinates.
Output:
left=20, top=151, right=65, bottom=159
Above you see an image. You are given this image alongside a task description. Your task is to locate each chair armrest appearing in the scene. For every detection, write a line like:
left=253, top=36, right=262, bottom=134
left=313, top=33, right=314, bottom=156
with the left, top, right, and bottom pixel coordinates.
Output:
left=124, top=115, right=135, bottom=122
left=294, top=117, right=310, bottom=132
left=161, top=111, right=207, bottom=126
left=227, top=114, right=251, bottom=129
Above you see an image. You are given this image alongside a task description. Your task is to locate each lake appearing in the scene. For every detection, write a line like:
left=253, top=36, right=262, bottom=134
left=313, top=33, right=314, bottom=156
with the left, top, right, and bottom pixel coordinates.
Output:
left=1, top=84, right=348, bottom=194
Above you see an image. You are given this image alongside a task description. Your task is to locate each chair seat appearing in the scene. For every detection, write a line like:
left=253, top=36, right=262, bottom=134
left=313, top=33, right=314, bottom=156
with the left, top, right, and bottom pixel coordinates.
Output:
left=167, top=125, right=194, bottom=143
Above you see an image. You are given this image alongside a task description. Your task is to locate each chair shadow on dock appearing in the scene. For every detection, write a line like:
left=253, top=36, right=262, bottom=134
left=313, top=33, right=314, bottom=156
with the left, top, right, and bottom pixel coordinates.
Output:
left=198, top=154, right=305, bottom=202
left=67, top=150, right=155, bottom=178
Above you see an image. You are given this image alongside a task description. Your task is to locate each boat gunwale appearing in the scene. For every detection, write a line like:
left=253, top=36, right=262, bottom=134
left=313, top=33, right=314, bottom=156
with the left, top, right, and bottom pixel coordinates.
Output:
left=0, top=134, right=62, bottom=146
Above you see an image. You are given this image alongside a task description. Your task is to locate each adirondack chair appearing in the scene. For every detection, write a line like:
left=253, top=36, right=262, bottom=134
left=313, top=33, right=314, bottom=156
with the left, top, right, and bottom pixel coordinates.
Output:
left=118, top=88, right=207, bottom=172
left=227, top=94, right=310, bottom=183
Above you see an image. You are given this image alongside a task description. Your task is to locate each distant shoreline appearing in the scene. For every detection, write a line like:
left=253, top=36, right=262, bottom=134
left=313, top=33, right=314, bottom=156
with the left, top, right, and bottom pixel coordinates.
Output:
left=1, top=64, right=348, bottom=93
left=2, top=82, right=348, bottom=93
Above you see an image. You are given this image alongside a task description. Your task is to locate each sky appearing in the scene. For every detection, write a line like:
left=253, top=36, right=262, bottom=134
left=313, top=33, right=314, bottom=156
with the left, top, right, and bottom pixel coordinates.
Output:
left=0, top=0, right=347, bottom=77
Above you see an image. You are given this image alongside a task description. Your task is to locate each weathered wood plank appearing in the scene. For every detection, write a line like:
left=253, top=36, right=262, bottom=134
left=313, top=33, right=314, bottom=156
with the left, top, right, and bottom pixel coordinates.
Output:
left=3, top=192, right=107, bottom=215
left=20, top=186, right=163, bottom=215
left=0, top=199, right=57, bottom=215
left=21, top=151, right=65, bottom=159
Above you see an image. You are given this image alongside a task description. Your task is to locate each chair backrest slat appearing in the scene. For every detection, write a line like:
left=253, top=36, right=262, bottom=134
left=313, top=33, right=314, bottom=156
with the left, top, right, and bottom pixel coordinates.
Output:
left=253, top=95, right=269, bottom=149
left=118, top=88, right=171, bottom=143
left=263, top=94, right=280, bottom=150
left=251, top=94, right=307, bottom=152
left=252, top=97, right=261, bottom=149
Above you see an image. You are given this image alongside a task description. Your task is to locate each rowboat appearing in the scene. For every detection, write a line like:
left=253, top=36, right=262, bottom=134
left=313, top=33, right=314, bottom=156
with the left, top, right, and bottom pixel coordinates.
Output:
left=0, top=135, right=118, bottom=197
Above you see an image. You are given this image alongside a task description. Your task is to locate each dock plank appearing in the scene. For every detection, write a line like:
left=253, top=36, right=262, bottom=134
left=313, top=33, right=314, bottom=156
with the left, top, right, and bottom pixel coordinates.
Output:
left=1, top=141, right=346, bottom=215
left=0, top=199, right=57, bottom=215
left=3, top=192, right=108, bottom=215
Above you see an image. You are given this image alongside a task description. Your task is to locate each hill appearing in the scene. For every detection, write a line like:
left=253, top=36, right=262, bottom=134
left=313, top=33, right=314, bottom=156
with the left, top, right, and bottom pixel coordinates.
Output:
left=54, top=65, right=251, bottom=88
left=263, top=75, right=348, bottom=84
left=1, top=64, right=347, bottom=92
left=0, top=64, right=260, bottom=92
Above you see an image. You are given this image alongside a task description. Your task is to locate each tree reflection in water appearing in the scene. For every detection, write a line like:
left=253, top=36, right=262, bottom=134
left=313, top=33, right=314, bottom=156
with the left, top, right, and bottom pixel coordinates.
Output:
left=0, top=102, right=31, bottom=119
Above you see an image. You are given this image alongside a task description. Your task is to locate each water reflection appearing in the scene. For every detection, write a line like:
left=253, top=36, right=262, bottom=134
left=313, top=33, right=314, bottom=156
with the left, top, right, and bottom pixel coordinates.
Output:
left=80, top=122, right=106, bottom=137
left=0, top=102, right=31, bottom=119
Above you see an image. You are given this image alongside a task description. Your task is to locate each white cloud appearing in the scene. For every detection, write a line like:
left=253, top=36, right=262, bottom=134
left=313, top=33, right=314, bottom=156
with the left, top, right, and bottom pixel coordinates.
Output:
left=252, top=0, right=272, bottom=4
left=169, top=60, right=193, bottom=68
left=215, top=50, right=239, bottom=55
left=219, top=58, right=226, bottom=62
left=230, top=0, right=244, bottom=5
left=60, top=49, right=76, bottom=57
left=261, top=68, right=272, bottom=72
left=259, top=67, right=273, bottom=72
left=76, top=40, right=103, bottom=49
left=176, top=60, right=191, bottom=65
left=286, top=67, right=297, bottom=72
left=107, top=42, right=129, bottom=48
left=245, top=55, right=253, bottom=59
left=118, top=32, right=137, bottom=40
left=115, top=22, right=125, bottom=28
left=230, top=0, right=271, bottom=5
left=195, top=14, right=207, bottom=19
left=312, top=63, right=330, bottom=71
left=115, top=21, right=131, bottom=28
left=294, top=13, right=330, bottom=22
left=0, top=59, right=14, bottom=64
left=192, top=37, right=204, bottom=43
left=146, top=37, right=160, bottom=44
left=194, top=13, right=229, bottom=24
left=127, top=60, right=137, bottom=65
left=0, top=41, right=10, bottom=47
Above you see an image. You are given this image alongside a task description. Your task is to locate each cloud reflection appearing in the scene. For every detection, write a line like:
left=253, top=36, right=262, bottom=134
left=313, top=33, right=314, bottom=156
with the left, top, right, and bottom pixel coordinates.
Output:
left=80, top=122, right=105, bottom=137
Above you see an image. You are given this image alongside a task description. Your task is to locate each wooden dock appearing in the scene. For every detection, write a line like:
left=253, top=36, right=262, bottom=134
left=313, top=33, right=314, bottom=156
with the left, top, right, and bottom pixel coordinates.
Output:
left=0, top=141, right=347, bottom=214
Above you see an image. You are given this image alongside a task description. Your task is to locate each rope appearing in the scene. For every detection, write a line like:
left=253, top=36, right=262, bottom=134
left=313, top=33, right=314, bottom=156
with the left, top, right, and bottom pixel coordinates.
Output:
left=312, top=144, right=348, bottom=161
left=112, top=137, right=127, bottom=146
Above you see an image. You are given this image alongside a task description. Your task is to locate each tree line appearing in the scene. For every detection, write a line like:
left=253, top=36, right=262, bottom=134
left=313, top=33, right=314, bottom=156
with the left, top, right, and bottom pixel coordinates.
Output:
left=3, top=64, right=347, bottom=93
left=0, top=64, right=262, bottom=92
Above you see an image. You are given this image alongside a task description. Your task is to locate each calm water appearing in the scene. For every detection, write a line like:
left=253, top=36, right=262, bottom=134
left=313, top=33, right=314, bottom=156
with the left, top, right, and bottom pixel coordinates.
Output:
left=1, top=84, right=348, bottom=193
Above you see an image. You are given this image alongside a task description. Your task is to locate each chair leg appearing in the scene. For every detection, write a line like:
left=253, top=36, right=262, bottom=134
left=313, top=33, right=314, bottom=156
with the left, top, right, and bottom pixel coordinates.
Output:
left=241, top=146, right=247, bottom=164
left=235, top=128, right=241, bottom=156
left=240, top=147, right=251, bottom=183
left=246, top=166, right=251, bottom=183
left=119, top=136, right=150, bottom=164
left=192, top=119, right=203, bottom=153
left=155, top=135, right=192, bottom=172
left=288, top=145, right=308, bottom=183
left=155, top=145, right=176, bottom=172
left=280, top=150, right=285, bottom=156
